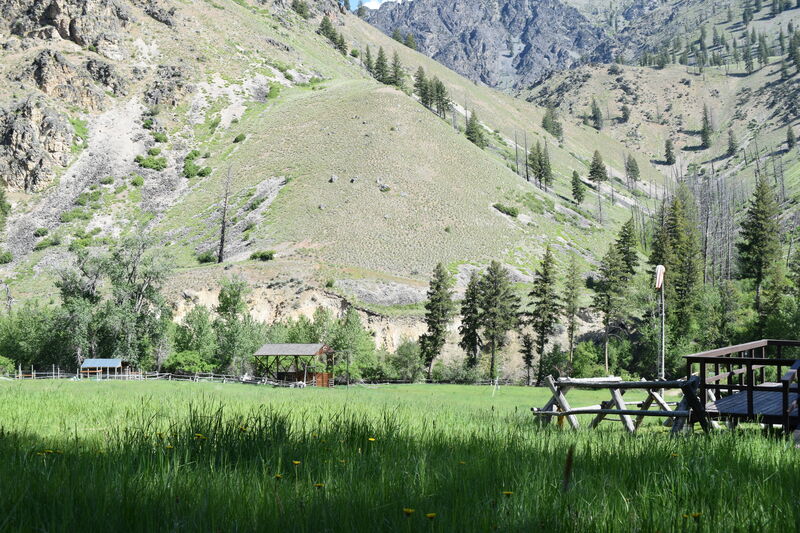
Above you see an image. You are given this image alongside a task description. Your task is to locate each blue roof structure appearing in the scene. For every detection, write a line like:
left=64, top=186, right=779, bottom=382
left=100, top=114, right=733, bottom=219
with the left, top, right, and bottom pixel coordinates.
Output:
left=81, top=358, right=123, bottom=369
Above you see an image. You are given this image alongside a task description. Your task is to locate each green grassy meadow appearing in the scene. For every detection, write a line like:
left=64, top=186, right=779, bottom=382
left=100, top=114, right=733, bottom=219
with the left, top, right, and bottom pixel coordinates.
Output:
left=1, top=380, right=799, bottom=532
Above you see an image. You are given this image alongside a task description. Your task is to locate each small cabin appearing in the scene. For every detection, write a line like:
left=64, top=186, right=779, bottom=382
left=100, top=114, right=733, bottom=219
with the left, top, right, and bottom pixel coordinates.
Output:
left=80, top=358, right=127, bottom=379
left=254, top=343, right=334, bottom=386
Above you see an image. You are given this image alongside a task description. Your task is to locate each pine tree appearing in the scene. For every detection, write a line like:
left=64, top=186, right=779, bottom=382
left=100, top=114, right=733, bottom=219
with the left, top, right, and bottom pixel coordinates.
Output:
left=529, top=246, right=561, bottom=386
left=465, top=110, right=487, bottom=149
left=624, top=154, right=640, bottom=184
left=364, top=46, right=374, bottom=74
left=392, top=28, right=403, bottom=42
left=564, top=254, right=581, bottom=364
left=666, top=186, right=703, bottom=335
left=357, top=0, right=366, bottom=17
left=665, top=139, right=676, bottom=165
left=541, top=144, right=554, bottom=189
left=519, top=333, right=535, bottom=386
left=744, top=44, right=755, bottom=74
left=390, top=50, right=404, bottom=87
left=431, top=78, right=449, bottom=119
left=592, top=244, right=627, bottom=373
left=589, top=150, right=608, bottom=184
left=335, top=32, right=347, bottom=55
left=788, top=126, right=796, bottom=150
left=414, top=67, right=430, bottom=107
left=620, top=104, right=631, bottom=123
left=615, top=217, right=639, bottom=276
left=737, top=175, right=781, bottom=319
left=419, top=263, right=456, bottom=379
left=404, top=33, right=417, bottom=50
left=319, top=16, right=336, bottom=41
left=479, top=261, right=520, bottom=380
left=591, top=98, right=604, bottom=130
left=374, top=47, right=389, bottom=84
left=527, top=142, right=542, bottom=184
left=727, top=129, right=739, bottom=157
left=541, top=107, right=563, bottom=139
left=571, top=170, right=585, bottom=205
left=459, top=272, right=483, bottom=369
left=700, top=104, right=713, bottom=149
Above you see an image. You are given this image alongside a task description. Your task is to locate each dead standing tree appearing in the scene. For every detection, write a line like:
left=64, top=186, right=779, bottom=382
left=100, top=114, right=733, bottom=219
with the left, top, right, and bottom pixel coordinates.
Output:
left=218, top=166, right=233, bottom=264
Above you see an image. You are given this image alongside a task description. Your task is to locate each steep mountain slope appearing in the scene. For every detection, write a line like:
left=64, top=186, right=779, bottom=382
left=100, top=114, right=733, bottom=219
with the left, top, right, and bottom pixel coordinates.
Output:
left=0, top=0, right=669, bottom=364
left=362, top=0, right=612, bottom=90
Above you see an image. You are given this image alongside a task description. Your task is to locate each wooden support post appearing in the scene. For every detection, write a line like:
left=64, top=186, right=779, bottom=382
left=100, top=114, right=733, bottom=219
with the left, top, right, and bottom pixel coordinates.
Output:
left=611, top=388, right=636, bottom=433
left=545, top=375, right=580, bottom=429
left=680, top=377, right=711, bottom=433
left=633, top=393, right=656, bottom=430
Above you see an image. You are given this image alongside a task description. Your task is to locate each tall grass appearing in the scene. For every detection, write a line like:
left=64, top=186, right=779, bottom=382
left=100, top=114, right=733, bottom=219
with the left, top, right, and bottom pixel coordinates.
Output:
left=0, top=381, right=798, bottom=531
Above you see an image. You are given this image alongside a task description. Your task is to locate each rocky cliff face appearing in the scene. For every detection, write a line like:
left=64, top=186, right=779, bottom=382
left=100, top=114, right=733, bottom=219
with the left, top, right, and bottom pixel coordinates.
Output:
left=0, top=98, right=74, bottom=191
left=363, top=0, right=613, bottom=90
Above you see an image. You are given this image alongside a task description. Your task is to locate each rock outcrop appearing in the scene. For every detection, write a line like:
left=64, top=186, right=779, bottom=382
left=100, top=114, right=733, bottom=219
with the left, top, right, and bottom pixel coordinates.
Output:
left=144, top=65, right=193, bottom=107
left=363, top=0, right=612, bottom=90
left=1, top=0, right=132, bottom=50
left=0, top=98, right=74, bottom=191
left=19, top=50, right=106, bottom=110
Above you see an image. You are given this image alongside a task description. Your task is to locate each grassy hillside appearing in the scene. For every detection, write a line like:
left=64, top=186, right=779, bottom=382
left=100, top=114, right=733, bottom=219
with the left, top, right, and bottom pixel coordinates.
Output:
left=1, top=0, right=667, bottom=311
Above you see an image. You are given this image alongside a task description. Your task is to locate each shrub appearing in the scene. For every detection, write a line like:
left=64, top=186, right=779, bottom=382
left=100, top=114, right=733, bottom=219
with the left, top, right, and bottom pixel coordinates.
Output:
left=151, top=131, right=168, bottom=143
left=324, top=279, right=335, bottom=288
left=75, top=190, right=101, bottom=206
left=142, top=118, right=154, bottom=130
left=268, top=84, right=280, bottom=99
left=33, top=228, right=48, bottom=237
left=197, top=166, right=212, bottom=177
left=291, top=0, right=310, bottom=18
left=233, top=134, right=246, bottom=143
left=131, top=174, right=144, bottom=187
left=147, top=147, right=162, bottom=156
left=0, top=355, right=14, bottom=375
left=34, top=235, right=62, bottom=251
left=163, top=350, right=215, bottom=374
left=250, top=250, right=275, bottom=261
left=493, top=203, right=519, bottom=217
left=350, top=49, right=359, bottom=57
left=197, top=250, right=216, bottom=264
left=183, top=160, right=200, bottom=178
left=0, top=250, right=11, bottom=264
left=60, top=208, right=91, bottom=223
left=209, top=117, right=220, bottom=132
left=99, top=176, right=114, bottom=185
left=134, top=155, right=167, bottom=171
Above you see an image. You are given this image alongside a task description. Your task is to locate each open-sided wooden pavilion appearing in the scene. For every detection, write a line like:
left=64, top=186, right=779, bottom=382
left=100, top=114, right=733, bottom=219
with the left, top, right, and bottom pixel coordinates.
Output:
left=684, top=339, right=800, bottom=432
left=254, top=343, right=334, bottom=386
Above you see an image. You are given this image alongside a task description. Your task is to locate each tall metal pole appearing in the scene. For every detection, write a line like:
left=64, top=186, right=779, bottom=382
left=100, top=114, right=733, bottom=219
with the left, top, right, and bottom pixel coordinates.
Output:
left=660, top=285, right=665, bottom=381
left=655, top=265, right=666, bottom=381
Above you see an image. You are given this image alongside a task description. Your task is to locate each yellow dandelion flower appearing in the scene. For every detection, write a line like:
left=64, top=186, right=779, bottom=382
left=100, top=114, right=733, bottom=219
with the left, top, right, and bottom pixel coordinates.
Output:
left=425, top=513, right=436, bottom=520
left=682, top=514, right=689, bottom=519
left=239, top=426, right=248, bottom=432
left=403, top=508, right=415, bottom=517
left=165, top=445, right=174, bottom=449
left=274, top=474, right=283, bottom=480
left=458, top=461, right=466, bottom=465
left=691, top=513, right=702, bottom=519
left=670, top=453, right=679, bottom=457
left=292, top=460, right=301, bottom=465
left=368, top=437, right=376, bottom=442
left=339, top=459, right=347, bottom=463
left=502, top=491, right=513, bottom=497
left=314, top=483, right=325, bottom=489
left=194, top=433, right=206, bottom=440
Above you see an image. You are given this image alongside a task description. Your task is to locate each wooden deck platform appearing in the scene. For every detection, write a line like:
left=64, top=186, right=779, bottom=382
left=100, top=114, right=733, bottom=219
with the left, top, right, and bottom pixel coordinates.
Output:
left=706, top=383, right=799, bottom=422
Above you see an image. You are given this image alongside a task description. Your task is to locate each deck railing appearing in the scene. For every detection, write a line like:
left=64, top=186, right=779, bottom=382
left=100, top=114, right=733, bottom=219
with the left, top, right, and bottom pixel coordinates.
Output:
left=683, top=339, right=800, bottom=430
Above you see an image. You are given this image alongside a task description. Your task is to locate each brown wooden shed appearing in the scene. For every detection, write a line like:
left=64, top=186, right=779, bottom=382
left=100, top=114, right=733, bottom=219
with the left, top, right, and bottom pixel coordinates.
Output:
left=254, top=343, right=334, bottom=386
